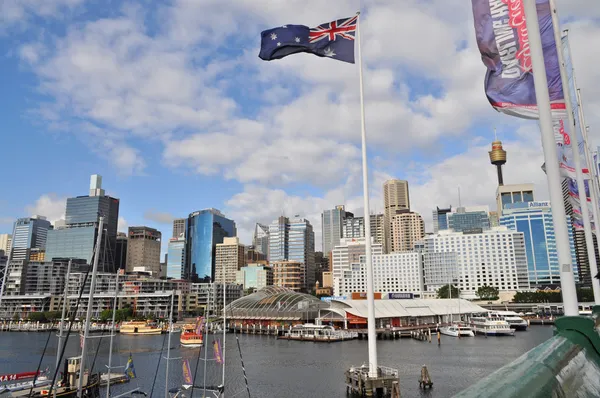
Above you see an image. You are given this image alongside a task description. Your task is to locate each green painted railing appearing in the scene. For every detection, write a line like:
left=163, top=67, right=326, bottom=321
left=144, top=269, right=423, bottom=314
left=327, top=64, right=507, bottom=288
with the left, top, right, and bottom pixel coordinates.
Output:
left=455, top=306, right=600, bottom=398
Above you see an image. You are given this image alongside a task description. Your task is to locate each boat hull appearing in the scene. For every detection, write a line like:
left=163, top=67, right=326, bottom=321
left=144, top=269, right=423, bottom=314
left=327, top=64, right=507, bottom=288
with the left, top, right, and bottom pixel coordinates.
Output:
left=120, top=329, right=162, bottom=336
left=473, top=328, right=515, bottom=336
left=440, top=329, right=475, bottom=337
left=509, top=324, right=528, bottom=331
left=10, top=375, right=100, bottom=397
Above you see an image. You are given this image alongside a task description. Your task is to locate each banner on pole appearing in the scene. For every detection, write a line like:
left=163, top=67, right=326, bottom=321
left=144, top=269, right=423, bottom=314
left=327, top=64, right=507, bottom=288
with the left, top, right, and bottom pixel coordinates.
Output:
left=182, top=359, right=192, bottom=385
left=471, top=0, right=565, bottom=119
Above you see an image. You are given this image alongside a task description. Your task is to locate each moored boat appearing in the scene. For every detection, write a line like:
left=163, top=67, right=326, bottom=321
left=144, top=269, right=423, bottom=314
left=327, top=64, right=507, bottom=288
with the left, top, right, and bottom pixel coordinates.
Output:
left=440, top=324, right=475, bottom=337
left=489, top=311, right=528, bottom=331
left=470, top=315, right=515, bottom=336
left=279, top=324, right=358, bottom=342
left=180, top=323, right=204, bottom=348
left=120, top=320, right=163, bottom=336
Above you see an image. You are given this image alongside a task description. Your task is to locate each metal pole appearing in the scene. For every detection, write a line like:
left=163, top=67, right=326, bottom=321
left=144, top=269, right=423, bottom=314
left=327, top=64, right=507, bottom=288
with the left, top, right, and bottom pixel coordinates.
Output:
left=105, top=268, right=120, bottom=398
left=356, top=10, right=378, bottom=377
left=221, top=284, right=226, bottom=393
left=0, top=236, right=14, bottom=317
left=550, top=0, right=600, bottom=303
left=78, top=216, right=105, bottom=397
left=523, top=0, right=578, bottom=315
left=165, top=291, right=174, bottom=398
left=54, top=259, right=72, bottom=398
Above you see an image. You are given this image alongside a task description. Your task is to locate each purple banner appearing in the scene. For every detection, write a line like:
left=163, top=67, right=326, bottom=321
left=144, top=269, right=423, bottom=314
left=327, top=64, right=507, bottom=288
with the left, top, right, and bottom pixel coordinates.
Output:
left=472, top=0, right=565, bottom=119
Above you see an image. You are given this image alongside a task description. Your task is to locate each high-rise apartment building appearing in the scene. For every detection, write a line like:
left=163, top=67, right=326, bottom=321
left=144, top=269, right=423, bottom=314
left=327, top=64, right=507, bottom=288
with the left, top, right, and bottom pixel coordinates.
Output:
left=172, top=218, right=186, bottom=238
left=167, top=237, right=186, bottom=279
left=215, top=237, right=245, bottom=284
left=45, top=175, right=119, bottom=271
left=272, top=261, right=305, bottom=292
left=390, top=211, right=425, bottom=252
left=125, top=226, right=162, bottom=276
left=448, top=206, right=491, bottom=233
left=497, top=183, right=534, bottom=214
left=322, top=205, right=352, bottom=256
left=342, top=214, right=385, bottom=247
left=420, top=227, right=529, bottom=299
left=384, top=179, right=410, bottom=252
left=268, top=216, right=315, bottom=292
left=10, top=216, right=52, bottom=261
left=185, top=208, right=236, bottom=282
left=0, top=234, right=11, bottom=257
left=252, top=223, right=269, bottom=258
left=432, top=207, right=452, bottom=233
left=331, top=237, right=383, bottom=283
left=500, top=200, right=578, bottom=287
left=561, top=178, right=598, bottom=287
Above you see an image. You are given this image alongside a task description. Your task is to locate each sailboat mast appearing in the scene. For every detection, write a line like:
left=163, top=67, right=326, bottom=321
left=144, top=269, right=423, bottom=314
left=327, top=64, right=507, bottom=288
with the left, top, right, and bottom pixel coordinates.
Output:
left=105, top=267, right=120, bottom=398
left=165, top=291, right=175, bottom=398
left=54, top=258, right=72, bottom=398
left=77, top=216, right=104, bottom=398
left=222, top=280, right=227, bottom=394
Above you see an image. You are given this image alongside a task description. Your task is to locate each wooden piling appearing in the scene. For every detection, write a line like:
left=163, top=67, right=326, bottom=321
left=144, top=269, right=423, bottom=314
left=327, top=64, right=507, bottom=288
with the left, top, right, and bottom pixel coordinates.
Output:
left=437, top=331, right=441, bottom=345
left=419, top=365, right=433, bottom=389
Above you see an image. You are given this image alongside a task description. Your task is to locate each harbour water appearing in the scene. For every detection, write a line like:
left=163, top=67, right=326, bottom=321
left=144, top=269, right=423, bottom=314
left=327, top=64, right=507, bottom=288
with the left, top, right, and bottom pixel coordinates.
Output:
left=0, top=326, right=553, bottom=397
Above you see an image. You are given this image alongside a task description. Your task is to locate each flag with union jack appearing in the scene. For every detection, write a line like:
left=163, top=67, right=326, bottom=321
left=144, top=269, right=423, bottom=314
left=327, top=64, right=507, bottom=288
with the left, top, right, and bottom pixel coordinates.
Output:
left=259, top=15, right=357, bottom=64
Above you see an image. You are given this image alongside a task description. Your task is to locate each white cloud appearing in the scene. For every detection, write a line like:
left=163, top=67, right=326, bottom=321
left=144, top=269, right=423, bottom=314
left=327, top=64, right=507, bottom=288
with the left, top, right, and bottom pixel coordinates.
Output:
left=24, top=194, right=67, bottom=224
left=144, top=210, right=176, bottom=225
left=1, top=0, right=83, bottom=30
left=117, top=216, right=128, bottom=232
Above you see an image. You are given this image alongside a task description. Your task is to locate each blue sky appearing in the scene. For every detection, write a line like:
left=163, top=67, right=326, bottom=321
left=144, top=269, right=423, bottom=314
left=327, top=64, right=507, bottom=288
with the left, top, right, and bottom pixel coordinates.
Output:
left=1, top=0, right=599, bottom=254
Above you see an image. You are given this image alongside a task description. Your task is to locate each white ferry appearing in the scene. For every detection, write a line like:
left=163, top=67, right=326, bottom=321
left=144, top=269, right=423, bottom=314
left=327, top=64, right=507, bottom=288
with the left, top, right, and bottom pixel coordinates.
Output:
left=469, top=315, right=515, bottom=336
left=279, top=324, right=358, bottom=342
left=489, top=311, right=528, bottom=331
left=439, top=324, right=475, bottom=337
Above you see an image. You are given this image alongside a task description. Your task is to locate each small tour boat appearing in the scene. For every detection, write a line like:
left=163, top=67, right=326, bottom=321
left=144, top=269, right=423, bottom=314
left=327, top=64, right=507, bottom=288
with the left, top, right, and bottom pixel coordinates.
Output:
left=180, top=324, right=204, bottom=348
left=470, top=315, right=515, bottom=336
left=279, top=324, right=358, bottom=342
left=489, top=311, right=529, bottom=331
left=120, top=320, right=163, bottom=336
left=439, top=324, right=475, bottom=337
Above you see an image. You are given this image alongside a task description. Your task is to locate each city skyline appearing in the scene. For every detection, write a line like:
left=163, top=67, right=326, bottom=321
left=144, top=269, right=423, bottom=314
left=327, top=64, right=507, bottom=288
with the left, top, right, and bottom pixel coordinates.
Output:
left=1, top=1, right=599, bottom=255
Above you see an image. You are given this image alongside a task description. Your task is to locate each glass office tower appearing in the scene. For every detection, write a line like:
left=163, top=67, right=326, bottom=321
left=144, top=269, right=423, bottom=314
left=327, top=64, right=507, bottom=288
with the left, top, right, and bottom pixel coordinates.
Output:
left=185, top=209, right=236, bottom=282
left=167, top=237, right=186, bottom=279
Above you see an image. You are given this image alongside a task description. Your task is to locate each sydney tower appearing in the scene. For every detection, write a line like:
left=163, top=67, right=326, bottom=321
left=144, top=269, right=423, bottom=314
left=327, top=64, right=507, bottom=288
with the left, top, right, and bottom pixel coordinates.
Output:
left=489, top=140, right=507, bottom=186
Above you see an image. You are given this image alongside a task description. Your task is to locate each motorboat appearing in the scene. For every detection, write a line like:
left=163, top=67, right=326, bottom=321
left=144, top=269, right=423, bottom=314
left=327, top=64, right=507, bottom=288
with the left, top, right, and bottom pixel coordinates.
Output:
left=439, top=324, right=475, bottom=337
left=120, top=320, right=163, bottom=336
left=279, top=323, right=358, bottom=342
left=180, top=323, right=204, bottom=348
left=489, top=311, right=528, bottom=331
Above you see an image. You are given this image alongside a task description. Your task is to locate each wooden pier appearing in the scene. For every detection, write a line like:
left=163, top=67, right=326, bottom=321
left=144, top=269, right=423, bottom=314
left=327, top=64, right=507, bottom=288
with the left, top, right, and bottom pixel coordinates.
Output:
left=345, top=364, right=401, bottom=397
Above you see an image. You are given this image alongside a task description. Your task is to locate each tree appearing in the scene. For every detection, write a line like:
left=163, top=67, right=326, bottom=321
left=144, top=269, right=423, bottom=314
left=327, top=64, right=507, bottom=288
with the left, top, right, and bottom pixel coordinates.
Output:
left=43, top=311, right=62, bottom=322
left=476, top=285, right=500, bottom=301
left=12, top=314, right=19, bottom=322
left=437, top=284, right=460, bottom=299
left=100, top=310, right=113, bottom=322
left=28, top=312, right=47, bottom=323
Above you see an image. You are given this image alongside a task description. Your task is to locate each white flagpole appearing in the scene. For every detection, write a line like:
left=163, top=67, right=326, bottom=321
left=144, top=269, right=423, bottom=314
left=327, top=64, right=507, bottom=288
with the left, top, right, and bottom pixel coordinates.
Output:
left=523, top=0, right=578, bottom=315
left=550, top=0, right=600, bottom=303
left=356, top=10, right=378, bottom=377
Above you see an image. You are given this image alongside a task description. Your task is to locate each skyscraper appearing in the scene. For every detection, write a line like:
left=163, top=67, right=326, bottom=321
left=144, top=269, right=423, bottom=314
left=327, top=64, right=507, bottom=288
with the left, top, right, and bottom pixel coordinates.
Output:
left=390, top=211, right=425, bottom=252
left=115, top=232, right=128, bottom=270
left=321, top=205, right=352, bottom=256
left=9, top=216, right=52, bottom=261
left=448, top=206, right=491, bottom=233
left=167, top=236, right=186, bottom=279
left=125, top=226, right=162, bottom=276
left=342, top=214, right=385, bottom=248
left=268, top=216, right=315, bottom=292
left=496, top=183, right=534, bottom=214
left=45, top=175, right=119, bottom=271
left=185, top=208, right=236, bottom=282
left=500, top=200, right=578, bottom=287
left=384, top=179, right=410, bottom=252
left=432, top=207, right=452, bottom=233
left=0, top=234, right=11, bottom=256
left=172, top=218, right=186, bottom=238
left=252, top=223, right=270, bottom=258
left=215, top=237, right=245, bottom=284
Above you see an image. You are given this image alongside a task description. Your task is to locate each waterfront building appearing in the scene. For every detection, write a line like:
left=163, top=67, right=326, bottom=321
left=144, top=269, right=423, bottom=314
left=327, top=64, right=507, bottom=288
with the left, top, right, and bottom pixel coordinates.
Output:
left=268, top=216, right=315, bottom=291
left=336, top=252, right=423, bottom=298
left=496, top=183, right=534, bottom=214
left=384, top=179, right=410, bottom=253
left=236, top=263, right=273, bottom=292
left=390, top=211, right=425, bottom=252
left=331, top=237, right=383, bottom=281
left=125, top=226, right=162, bottom=276
left=215, top=237, right=245, bottom=284
left=500, top=201, right=579, bottom=287
left=322, top=205, right=352, bottom=256
left=10, top=216, right=52, bottom=261
left=167, top=237, right=186, bottom=279
left=45, top=175, right=119, bottom=271
left=3, top=260, right=27, bottom=295
left=24, top=258, right=88, bottom=295
left=115, top=232, right=128, bottom=270
left=422, top=252, right=459, bottom=298
left=185, top=208, right=236, bottom=282
left=448, top=206, right=491, bottom=233
left=419, top=227, right=529, bottom=299
left=432, top=207, right=452, bottom=233
left=172, top=218, right=186, bottom=239
left=0, top=234, right=11, bottom=256
left=252, top=223, right=270, bottom=258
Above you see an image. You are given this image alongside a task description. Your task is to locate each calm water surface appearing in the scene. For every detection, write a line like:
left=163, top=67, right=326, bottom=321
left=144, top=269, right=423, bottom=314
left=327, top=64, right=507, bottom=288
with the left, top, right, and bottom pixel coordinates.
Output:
left=0, top=326, right=554, bottom=397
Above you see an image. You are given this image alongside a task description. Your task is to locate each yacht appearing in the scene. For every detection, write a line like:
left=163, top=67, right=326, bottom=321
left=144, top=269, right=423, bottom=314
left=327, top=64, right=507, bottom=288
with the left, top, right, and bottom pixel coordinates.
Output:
left=439, top=324, right=475, bottom=337
left=489, top=311, right=528, bottom=331
left=470, top=315, right=515, bottom=336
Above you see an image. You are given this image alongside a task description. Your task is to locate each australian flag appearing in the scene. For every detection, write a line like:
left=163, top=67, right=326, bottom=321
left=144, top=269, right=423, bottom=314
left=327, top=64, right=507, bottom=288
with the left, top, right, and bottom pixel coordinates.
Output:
left=259, top=15, right=357, bottom=64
